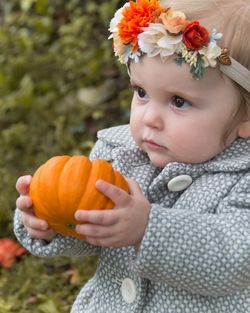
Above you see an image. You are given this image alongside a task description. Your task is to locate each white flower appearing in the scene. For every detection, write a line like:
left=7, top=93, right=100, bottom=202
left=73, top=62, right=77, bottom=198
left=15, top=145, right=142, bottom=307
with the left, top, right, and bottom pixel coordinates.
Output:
left=116, top=45, right=142, bottom=64
left=118, top=45, right=131, bottom=64
left=177, top=44, right=198, bottom=67
left=108, top=3, right=129, bottom=39
left=138, top=23, right=182, bottom=59
left=199, top=41, right=222, bottom=67
left=129, top=51, right=142, bottom=63
left=210, top=29, right=223, bottom=42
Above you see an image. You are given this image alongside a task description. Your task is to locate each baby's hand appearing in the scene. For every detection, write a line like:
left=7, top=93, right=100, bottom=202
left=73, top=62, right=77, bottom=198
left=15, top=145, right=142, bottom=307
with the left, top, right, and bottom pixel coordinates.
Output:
left=75, top=178, right=151, bottom=248
left=16, top=175, right=56, bottom=241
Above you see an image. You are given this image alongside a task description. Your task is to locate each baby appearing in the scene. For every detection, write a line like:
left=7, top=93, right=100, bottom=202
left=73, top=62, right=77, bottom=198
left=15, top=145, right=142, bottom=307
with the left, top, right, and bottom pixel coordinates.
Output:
left=14, top=0, right=250, bottom=312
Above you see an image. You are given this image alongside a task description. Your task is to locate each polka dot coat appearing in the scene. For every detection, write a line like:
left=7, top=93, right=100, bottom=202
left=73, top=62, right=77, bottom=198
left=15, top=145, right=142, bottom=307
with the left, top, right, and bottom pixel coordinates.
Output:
left=14, top=124, right=250, bottom=313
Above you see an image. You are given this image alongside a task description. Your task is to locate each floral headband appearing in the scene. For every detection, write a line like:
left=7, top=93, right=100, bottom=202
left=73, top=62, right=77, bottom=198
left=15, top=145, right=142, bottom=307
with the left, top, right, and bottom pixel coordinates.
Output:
left=109, top=0, right=250, bottom=91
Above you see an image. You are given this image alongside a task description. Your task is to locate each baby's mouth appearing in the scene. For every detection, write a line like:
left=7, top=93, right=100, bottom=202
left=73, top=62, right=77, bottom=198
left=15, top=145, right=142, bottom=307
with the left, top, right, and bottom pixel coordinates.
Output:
left=143, top=139, right=166, bottom=150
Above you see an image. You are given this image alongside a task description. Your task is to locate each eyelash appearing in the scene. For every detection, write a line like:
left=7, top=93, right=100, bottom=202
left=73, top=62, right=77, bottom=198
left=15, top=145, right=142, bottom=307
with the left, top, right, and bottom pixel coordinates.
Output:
left=170, top=96, right=192, bottom=109
left=132, top=86, right=148, bottom=100
left=131, top=85, right=192, bottom=109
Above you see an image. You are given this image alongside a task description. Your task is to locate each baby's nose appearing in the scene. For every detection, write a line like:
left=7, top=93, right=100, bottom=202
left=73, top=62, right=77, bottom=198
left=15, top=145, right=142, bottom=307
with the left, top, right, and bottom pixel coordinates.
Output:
left=142, top=103, right=164, bottom=129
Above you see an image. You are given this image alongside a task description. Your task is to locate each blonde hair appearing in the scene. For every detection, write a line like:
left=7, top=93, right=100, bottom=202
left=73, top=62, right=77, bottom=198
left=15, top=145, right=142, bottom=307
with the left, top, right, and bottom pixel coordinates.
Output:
left=161, top=0, right=250, bottom=138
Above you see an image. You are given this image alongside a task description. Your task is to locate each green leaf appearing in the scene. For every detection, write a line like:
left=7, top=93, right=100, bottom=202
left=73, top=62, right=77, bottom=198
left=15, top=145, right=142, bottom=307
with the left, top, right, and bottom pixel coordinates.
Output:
left=38, top=298, right=60, bottom=313
left=21, top=0, right=35, bottom=12
left=174, top=55, right=186, bottom=67
left=36, top=0, right=49, bottom=14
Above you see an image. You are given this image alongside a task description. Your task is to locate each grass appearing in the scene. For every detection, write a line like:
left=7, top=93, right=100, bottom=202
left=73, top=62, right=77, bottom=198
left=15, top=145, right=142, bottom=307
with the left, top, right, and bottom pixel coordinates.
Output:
left=0, top=253, right=97, bottom=313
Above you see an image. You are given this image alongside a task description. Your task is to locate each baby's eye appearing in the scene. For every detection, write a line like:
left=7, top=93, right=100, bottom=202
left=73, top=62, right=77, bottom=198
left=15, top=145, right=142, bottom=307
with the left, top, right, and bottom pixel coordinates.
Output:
left=171, top=96, right=191, bottom=109
left=134, top=87, right=149, bottom=100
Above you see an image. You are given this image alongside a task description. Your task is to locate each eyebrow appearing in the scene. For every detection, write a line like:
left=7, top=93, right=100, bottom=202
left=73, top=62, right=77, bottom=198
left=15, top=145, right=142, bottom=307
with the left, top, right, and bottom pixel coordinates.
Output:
left=130, top=79, right=139, bottom=86
left=170, top=89, right=205, bottom=102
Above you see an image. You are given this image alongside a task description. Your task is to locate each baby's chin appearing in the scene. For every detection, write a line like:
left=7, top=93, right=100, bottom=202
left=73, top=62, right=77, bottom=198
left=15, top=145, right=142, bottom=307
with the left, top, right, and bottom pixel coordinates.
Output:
left=147, top=154, right=172, bottom=168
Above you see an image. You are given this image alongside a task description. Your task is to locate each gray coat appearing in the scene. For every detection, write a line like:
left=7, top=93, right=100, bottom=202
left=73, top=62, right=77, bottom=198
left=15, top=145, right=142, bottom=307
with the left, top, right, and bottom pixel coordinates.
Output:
left=14, top=124, right=250, bottom=313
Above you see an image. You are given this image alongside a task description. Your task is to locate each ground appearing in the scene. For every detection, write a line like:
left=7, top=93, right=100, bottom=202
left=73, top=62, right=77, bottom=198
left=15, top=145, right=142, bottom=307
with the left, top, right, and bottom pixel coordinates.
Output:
left=0, top=253, right=97, bottom=313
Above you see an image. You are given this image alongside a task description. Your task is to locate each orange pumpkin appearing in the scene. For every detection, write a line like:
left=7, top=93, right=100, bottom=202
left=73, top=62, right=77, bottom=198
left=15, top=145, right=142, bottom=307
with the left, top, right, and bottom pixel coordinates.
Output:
left=29, top=156, right=129, bottom=239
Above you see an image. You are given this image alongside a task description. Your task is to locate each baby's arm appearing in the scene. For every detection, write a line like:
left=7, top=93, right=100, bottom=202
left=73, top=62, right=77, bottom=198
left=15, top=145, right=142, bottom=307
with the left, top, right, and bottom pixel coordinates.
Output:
left=134, top=173, right=250, bottom=296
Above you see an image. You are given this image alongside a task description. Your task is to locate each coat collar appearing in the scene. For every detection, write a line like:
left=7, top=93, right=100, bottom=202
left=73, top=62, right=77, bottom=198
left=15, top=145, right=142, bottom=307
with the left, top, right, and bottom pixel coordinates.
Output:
left=97, top=124, right=138, bottom=150
left=204, top=137, right=250, bottom=172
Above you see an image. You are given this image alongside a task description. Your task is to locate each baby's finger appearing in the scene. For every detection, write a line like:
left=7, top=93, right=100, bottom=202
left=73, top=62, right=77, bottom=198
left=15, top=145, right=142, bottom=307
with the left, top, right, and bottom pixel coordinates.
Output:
left=26, top=228, right=56, bottom=241
left=95, top=179, right=130, bottom=207
left=16, top=175, right=32, bottom=195
left=76, top=223, right=115, bottom=238
left=21, top=212, right=48, bottom=231
left=84, top=236, right=120, bottom=248
left=16, top=195, right=33, bottom=212
left=75, top=209, right=119, bottom=226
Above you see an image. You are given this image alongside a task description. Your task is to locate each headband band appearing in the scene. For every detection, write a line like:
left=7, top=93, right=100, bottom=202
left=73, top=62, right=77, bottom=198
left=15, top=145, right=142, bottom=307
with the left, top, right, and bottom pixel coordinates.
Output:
left=109, top=0, right=250, bottom=93
left=219, top=55, right=250, bottom=93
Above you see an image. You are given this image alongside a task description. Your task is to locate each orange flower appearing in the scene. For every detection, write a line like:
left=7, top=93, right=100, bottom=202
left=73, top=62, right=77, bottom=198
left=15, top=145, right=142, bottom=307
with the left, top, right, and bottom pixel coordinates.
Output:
left=117, top=0, right=167, bottom=52
left=160, top=8, right=189, bottom=34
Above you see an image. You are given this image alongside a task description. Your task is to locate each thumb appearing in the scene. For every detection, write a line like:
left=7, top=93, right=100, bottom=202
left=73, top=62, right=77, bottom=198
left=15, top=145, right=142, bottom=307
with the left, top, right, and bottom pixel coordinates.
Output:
left=125, top=178, right=143, bottom=196
left=16, top=175, right=32, bottom=195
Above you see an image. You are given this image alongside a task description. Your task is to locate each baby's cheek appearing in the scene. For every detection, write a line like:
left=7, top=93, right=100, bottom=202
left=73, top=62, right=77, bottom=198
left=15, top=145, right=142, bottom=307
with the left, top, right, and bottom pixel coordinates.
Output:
left=175, top=135, right=221, bottom=163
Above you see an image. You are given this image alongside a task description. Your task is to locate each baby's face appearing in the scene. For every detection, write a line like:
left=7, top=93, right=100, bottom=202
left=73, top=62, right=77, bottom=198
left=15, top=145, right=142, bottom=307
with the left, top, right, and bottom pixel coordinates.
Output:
left=129, top=55, right=242, bottom=167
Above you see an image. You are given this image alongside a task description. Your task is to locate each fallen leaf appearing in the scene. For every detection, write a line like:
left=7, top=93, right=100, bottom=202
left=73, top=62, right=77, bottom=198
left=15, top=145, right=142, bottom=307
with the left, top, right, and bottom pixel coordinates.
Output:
left=0, top=238, right=27, bottom=269
left=63, top=269, right=80, bottom=285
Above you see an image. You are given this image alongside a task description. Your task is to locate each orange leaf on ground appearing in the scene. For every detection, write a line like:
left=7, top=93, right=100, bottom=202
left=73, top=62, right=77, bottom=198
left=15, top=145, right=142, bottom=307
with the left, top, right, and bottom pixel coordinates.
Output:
left=0, top=238, right=27, bottom=269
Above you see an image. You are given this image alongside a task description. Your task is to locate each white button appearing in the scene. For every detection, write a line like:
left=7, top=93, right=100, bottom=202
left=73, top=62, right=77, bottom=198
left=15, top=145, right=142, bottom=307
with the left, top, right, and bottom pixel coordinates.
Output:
left=120, top=278, right=137, bottom=304
left=167, top=175, right=192, bottom=192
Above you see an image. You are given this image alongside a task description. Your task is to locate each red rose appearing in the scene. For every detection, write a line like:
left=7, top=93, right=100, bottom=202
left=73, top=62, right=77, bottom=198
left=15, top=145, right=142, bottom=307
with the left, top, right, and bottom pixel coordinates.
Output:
left=183, top=21, right=209, bottom=50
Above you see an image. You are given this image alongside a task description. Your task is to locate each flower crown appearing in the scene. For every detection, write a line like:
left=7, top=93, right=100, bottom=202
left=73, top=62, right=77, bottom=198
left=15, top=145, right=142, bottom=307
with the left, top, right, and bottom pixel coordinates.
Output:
left=109, top=0, right=226, bottom=79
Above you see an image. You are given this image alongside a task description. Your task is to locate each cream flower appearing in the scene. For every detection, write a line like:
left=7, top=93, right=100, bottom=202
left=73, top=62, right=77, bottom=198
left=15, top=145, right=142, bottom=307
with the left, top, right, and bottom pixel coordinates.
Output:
left=138, top=23, right=182, bottom=58
left=177, top=43, right=198, bottom=67
left=199, top=41, right=222, bottom=67
left=160, top=8, right=189, bottom=34
left=108, top=3, right=129, bottom=39
left=113, top=33, right=126, bottom=58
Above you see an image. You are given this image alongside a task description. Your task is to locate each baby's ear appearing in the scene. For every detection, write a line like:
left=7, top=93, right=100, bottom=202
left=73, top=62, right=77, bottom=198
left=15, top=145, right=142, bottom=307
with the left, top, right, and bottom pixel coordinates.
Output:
left=238, top=119, right=250, bottom=138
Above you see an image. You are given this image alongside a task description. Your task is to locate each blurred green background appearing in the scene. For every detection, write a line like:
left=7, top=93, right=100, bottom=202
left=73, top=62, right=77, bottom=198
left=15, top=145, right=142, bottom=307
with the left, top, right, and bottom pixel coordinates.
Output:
left=0, top=0, right=130, bottom=312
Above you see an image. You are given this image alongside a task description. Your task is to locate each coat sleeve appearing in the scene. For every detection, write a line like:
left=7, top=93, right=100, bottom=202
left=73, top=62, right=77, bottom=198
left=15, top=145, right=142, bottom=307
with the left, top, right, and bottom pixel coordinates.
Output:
left=135, top=173, right=250, bottom=296
left=14, top=209, right=100, bottom=257
left=13, top=137, right=113, bottom=258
